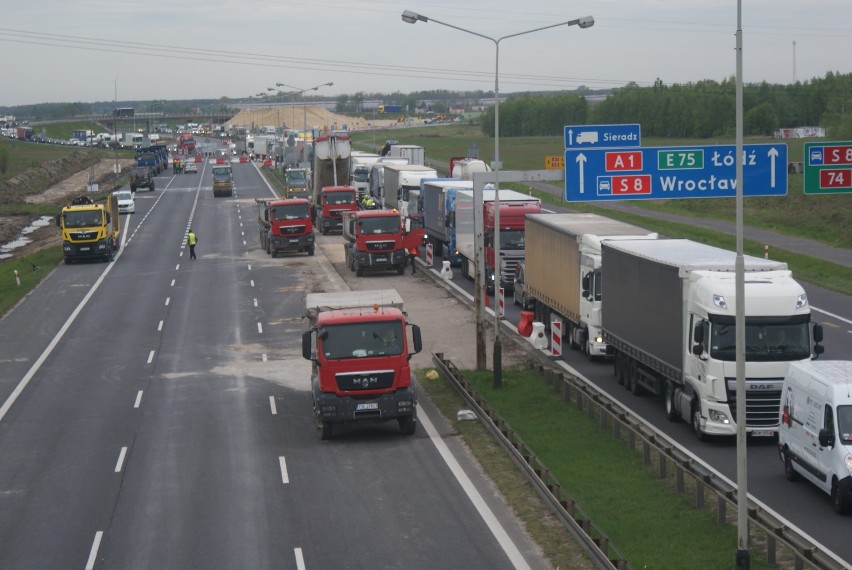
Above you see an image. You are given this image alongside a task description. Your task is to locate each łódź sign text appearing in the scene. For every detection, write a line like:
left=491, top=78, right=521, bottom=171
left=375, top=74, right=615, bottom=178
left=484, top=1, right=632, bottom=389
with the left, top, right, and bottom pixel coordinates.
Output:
left=564, top=144, right=788, bottom=202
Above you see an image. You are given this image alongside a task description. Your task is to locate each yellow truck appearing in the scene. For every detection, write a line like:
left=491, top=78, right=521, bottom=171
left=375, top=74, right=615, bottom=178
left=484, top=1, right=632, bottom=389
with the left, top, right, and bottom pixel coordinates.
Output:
left=56, top=195, right=121, bottom=263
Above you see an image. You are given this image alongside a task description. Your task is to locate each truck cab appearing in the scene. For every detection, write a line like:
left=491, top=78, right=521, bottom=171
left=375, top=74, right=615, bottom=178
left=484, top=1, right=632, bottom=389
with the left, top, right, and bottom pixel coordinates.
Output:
left=256, top=197, right=314, bottom=257
left=284, top=168, right=310, bottom=199
left=315, top=186, right=357, bottom=235
left=342, top=210, right=424, bottom=276
left=56, top=195, right=121, bottom=263
left=302, top=290, right=422, bottom=440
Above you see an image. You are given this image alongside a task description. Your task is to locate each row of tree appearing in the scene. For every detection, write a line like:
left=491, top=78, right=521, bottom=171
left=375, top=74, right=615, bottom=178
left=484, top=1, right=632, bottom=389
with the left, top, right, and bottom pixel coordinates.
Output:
left=479, top=72, right=852, bottom=139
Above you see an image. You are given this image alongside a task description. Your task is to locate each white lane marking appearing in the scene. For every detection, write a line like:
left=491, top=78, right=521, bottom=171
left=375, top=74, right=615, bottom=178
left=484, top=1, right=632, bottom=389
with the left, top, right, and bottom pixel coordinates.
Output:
left=294, top=547, right=305, bottom=570
left=165, top=297, right=170, bottom=306
left=250, top=280, right=255, bottom=287
left=243, top=240, right=246, bottom=246
left=170, top=279, right=175, bottom=287
left=134, top=391, right=143, bottom=408
left=812, top=305, right=852, bottom=326
left=262, top=353, right=267, bottom=362
left=253, top=298, right=258, bottom=307
left=420, top=410, right=533, bottom=570
left=85, top=531, right=103, bottom=570
left=279, top=456, right=289, bottom=484
left=257, top=323, right=263, bottom=334
left=269, top=396, right=277, bottom=415
left=158, top=320, right=163, bottom=332
left=176, top=263, right=180, bottom=270
left=0, top=253, right=121, bottom=423
left=147, top=350, right=155, bottom=364
left=247, top=264, right=252, bottom=271
left=115, top=447, right=128, bottom=473
left=241, top=231, right=245, bottom=237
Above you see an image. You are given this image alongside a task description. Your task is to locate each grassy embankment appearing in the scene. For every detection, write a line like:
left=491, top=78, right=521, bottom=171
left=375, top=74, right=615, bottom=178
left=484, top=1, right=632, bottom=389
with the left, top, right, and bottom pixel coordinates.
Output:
left=351, top=125, right=852, bottom=296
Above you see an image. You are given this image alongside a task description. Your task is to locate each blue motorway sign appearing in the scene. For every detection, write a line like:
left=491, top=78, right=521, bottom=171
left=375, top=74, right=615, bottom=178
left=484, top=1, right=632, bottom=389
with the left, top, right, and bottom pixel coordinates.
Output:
left=564, top=124, right=641, bottom=149
left=564, top=144, right=788, bottom=202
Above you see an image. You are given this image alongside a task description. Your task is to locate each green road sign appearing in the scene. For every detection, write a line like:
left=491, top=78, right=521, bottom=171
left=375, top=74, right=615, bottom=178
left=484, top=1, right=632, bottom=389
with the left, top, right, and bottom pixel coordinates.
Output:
left=804, top=142, right=852, bottom=195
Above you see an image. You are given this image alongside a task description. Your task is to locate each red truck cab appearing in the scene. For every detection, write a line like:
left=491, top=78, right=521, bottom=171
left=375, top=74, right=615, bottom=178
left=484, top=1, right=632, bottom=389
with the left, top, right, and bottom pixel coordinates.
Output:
left=483, top=199, right=542, bottom=293
left=315, top=185, right=357, bottom=235
left=303, top=290, right=422, bottom=440
left=342, top=210, right=425, bottom=276
left=256, top=197, right=315, bottom=257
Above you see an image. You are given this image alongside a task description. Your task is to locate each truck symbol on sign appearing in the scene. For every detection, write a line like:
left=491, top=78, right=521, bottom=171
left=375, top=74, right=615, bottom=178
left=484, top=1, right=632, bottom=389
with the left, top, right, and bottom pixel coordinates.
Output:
left=576, top=131, right=599, bottom=145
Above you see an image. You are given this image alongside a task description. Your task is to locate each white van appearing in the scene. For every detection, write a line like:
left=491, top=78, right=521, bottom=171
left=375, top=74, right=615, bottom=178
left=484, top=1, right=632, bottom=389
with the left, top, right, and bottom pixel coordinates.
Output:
left=778, top=360, right=852, bottom=514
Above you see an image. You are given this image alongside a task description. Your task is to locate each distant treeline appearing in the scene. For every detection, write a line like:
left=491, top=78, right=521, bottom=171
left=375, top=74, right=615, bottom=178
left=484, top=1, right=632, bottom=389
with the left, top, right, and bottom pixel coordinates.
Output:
left=481, top=72, right=852, bottom=139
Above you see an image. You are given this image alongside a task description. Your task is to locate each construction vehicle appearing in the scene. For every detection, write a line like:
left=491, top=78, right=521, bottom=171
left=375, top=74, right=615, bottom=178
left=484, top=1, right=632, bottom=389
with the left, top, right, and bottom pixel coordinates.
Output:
left=302, top=289, right=422, bottom=440
left=283, top=168, right=310, bottom=200
left=211, top=163, right=234, bottom=197
left=255, top=197, right=314, bottom=257
left=312, top=134, right=355, bottom=234
left=342, top=210, right=424, bottom=276
left=56, top=195, right=121, bottom=263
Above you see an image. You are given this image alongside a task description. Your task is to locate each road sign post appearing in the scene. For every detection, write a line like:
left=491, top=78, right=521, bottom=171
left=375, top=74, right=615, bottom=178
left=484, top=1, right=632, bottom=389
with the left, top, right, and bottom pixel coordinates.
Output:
left=565, top=144, right=787, bottom=202
left=803, top=142, right=852, bottom=195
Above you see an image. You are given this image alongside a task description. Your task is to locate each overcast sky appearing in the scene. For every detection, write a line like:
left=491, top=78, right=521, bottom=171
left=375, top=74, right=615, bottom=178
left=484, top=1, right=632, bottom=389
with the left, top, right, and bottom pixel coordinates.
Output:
left=3, top=0, right=851, bottom=107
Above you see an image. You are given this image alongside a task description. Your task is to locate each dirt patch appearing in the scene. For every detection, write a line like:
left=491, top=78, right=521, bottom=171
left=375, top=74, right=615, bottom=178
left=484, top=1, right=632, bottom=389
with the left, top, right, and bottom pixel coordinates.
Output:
left=227, top=105, right=398, bottom=132
left=0, top=158, right=135, bottom=260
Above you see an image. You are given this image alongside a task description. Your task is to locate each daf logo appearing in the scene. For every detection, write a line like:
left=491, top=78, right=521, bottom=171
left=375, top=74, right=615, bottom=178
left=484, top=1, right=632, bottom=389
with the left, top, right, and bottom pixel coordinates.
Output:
left=748, top=383, right=776, bottom=391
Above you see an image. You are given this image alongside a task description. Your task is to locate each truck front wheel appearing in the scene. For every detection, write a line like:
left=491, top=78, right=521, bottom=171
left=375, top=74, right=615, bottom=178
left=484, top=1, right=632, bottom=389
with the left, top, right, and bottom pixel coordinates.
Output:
left=399, top=415, right=417, bottom=435
left=691, top=400, right=707, bottom=441
left=664, top=381, right=680, bottom=421
left=318, top=421, right=334, bottom=441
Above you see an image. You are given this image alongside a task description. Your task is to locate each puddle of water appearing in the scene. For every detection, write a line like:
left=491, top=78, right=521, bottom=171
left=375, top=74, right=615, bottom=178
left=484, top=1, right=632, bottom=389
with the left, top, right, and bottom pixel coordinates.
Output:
left=0, top=216, right=54, bottom=259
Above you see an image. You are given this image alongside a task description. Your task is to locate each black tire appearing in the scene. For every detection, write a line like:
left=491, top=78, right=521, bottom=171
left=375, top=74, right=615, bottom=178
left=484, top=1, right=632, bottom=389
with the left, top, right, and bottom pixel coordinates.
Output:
left=614, top=353, right=623, bottom=384
left=832, top=480, right=851, bottom=514
left=664, top=381, right=680, bottom=421
left=271, top=249, right=278, bottom=258
left=397, top=263, right=405, bottom=275
left=150, top=182, right=155, bottom=191
left=782, top=448, right=800, bottom=482
left=318, top=421, right=334, bottom=441
left=629, top=361, right=644, bottom=396
left=691, top=400, right=707, bottom=441
left=307, top=246, right=315, bottom=257
left=356, top=265, right=363, bottom=277
left=399, top=415, right=417, bottom=436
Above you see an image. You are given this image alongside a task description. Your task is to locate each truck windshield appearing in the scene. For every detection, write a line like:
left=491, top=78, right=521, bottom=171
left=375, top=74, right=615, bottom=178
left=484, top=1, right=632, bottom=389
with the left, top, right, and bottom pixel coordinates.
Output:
left=327, top=191, right=355, bottom=205
left=272, top=204, right=309, bottom=220
left=320, top=321, right=404, bottom=359
left=287, top=171, right=306, bottom=184
left=499, top=229, right=525, bottom=250
left=709, top=322, right=811, bottom=361
left=360, top=216, right=400, bottom=234
left=838, top=406, right=852, bottom=445
left=353, top=168, right=370, bottom=182
left=212, top=167, right=231, bottom=177
left=63, top=211, right=102, bottom=228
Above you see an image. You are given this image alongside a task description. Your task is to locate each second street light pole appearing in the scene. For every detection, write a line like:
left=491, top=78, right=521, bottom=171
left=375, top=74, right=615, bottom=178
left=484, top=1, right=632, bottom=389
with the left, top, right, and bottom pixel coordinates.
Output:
left=402, top=10, right=594, bottom=385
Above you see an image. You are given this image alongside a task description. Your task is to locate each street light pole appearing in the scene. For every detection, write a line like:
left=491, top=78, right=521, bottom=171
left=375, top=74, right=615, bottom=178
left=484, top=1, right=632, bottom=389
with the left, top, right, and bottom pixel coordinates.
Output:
left=402, top=10, right=594, bottom=383
left=275, top=81, right=334, bottom=137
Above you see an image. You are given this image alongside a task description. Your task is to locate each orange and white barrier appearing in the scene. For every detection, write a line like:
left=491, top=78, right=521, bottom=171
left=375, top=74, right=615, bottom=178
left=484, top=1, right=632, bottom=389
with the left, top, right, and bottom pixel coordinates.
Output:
left=551, top=315, right=563, bottom=357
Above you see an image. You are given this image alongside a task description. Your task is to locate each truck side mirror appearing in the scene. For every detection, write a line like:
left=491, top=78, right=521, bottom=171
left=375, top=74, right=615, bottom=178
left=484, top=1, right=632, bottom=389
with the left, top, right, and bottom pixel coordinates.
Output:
left=818, top=428, right=835, bottom=448
left=105, top=213, right=110, bottom=224
left=693, top=325, right=704, bottom=344
left=813, top=323, right=824, bottom=343
left=55, top=214, right=61, bottom=227
left=813, top=344, right=825, bottom=359
left=404, top=218, right=411, bottom=233
left=410, top=325, right=422, bottom=356
left=301, top=331, right=314, bottom=361
left=581, top=274, right=590, bottom=298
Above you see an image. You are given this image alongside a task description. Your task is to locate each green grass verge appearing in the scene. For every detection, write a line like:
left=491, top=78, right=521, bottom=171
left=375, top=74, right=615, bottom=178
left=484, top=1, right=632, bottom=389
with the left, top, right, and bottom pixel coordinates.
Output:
left=419, top=365, right=788, bottom=569
left=0, top=247, right=63, bottom=317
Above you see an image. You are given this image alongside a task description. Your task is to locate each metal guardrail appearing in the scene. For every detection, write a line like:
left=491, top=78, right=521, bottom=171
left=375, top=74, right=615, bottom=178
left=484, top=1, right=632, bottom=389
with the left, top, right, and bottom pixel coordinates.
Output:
left=430, top=352, right=849, bottom=570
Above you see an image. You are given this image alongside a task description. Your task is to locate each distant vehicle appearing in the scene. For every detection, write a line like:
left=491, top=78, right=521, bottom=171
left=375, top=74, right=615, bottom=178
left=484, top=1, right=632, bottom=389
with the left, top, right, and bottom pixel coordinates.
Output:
left=113, top=190, right=135, bottom=214
left=129, top=167, right=155, bottom=192
left=184, top=161, right=198, bottom=173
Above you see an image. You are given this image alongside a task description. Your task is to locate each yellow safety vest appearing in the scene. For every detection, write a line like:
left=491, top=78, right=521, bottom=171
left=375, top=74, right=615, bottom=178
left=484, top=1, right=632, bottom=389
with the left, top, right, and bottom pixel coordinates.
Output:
left=187, top=232, right=197, bottom=245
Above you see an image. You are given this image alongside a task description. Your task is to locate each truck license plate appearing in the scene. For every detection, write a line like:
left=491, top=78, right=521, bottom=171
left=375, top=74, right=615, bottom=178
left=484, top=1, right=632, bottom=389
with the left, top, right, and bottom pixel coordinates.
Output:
left=80, top=247, right=90, bottom=251
left=289, top=239, right=299, bottom=244
left=356, top=402, right=378, bottom=411
left=750, top=430, right=774, bottom=438
left=375, top=257, right=387, bottom=263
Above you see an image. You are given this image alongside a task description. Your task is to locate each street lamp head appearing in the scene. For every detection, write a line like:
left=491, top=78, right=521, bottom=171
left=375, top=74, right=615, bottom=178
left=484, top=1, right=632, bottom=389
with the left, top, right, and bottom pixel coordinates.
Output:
left=267, top=87, right=275, bottom=91
left=577, top=15, right=594, bottom=29
left=401, top=10, right=427, bottom=24
left=325, top=82, right=334, bottom=87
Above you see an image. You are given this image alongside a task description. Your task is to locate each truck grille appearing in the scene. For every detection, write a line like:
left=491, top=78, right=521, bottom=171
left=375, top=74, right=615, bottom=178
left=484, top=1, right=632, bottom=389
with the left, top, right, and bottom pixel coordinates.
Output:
left=725, top=377, right=784, bottom=428
left=501, top=259, right=521, bottom=281
left=366, top=240, right=395, bottom=252
left=69, top=231, right=98, bottom=241
left=337, top=370, right=395, bottom=391
left=279, top=225, right=305, bottom=235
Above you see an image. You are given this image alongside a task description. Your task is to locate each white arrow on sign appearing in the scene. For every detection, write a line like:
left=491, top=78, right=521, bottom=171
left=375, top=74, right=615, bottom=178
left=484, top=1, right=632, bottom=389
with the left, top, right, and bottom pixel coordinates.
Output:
left=567, top=128, right=574, bottom=147
left=767, top=147, right=779, bottom=188
left=576, top=153, right=587, bottom=194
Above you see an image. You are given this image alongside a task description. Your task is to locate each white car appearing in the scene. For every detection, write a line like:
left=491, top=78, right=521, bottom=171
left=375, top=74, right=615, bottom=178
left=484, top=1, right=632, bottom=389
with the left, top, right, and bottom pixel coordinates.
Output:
left=113, top=190, right=135, bottom=214
left=184, top=161, right=198, bottom=173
